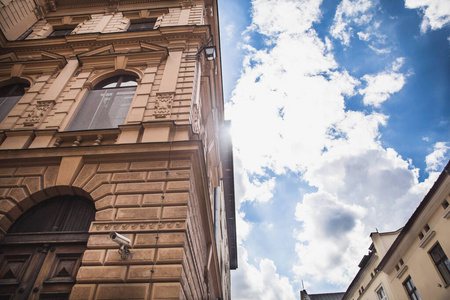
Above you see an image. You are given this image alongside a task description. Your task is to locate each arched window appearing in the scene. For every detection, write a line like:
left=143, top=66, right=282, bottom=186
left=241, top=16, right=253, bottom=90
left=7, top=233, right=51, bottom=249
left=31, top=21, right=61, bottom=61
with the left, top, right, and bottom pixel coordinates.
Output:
left=0, top=83, right=29, bottom=123
left=68, top=75, right=138, bottom=131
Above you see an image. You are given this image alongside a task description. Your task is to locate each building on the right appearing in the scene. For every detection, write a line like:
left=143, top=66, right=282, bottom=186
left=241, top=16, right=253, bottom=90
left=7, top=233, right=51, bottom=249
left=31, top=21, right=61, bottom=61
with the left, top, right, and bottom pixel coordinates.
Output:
left=343, top=160, right=450, bottom=300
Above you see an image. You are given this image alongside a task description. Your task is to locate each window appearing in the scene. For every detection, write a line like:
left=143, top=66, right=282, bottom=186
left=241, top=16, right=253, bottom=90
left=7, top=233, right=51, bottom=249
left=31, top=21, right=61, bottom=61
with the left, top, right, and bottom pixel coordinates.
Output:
left=48, top=28, right=74, bottom=38
left=0, top=83, right=29, bottom=123
left=376, top=286, right=388, bottom=300
left=68, top=75, right=137, bottom=131
left=403, top=276, right=421, bottom=300
left=429, top=243, right=450, bottom=285
left=128, top=20, right=156, bottom=31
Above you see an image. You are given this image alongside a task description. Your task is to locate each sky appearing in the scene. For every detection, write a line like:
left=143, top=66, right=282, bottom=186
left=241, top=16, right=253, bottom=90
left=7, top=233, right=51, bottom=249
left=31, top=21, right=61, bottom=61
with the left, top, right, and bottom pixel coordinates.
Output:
left=217, top=0, right=450, bottom=298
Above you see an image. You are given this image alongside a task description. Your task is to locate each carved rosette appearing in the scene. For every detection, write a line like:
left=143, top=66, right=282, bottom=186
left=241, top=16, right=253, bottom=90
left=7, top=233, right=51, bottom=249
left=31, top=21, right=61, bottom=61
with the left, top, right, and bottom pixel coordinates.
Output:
left=154, top=92, right=175, bottom=118
left=24, top=101, right=54, bottom=127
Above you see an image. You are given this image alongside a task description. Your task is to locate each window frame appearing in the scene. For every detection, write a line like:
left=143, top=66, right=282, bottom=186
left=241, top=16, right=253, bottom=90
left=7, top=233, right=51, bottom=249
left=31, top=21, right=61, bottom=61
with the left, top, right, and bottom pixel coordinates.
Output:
left=403, top=276, right=421, bottom=300
left=0, top=82, right=29, bottom=123
left=375, top=286, right=388, bottom=300
left=67, top=74, right=138, bottom=131
left=429, top=242, right=450, bottom=286
left=127, top=19, right=157, bottom=32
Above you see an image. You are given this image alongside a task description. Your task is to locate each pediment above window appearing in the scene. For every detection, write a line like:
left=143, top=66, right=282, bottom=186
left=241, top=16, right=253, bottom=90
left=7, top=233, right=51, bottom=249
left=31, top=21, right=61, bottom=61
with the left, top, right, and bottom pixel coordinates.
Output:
left=0, top=50, right=66, bottom=77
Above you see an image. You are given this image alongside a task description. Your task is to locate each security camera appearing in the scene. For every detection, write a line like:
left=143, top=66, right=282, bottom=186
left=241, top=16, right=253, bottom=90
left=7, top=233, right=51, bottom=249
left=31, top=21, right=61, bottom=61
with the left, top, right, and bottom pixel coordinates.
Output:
left=109, top=232, right=132, bottom=260
left=109, top=232, right=131, bottom=247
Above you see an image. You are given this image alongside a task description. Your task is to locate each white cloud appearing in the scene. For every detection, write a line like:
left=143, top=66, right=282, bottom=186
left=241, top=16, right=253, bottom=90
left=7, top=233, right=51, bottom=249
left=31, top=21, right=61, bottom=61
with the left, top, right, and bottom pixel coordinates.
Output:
left=405, top=0, right=450, bottom=33
left=228, top=0, right=441, bottom=294
left=232, top=247, right=297, bottom=300
left=358, top=58, right=407, bottom=107
left=330, top=0, right=376, bottom=46
left=425, top=142, right=450, bottom=172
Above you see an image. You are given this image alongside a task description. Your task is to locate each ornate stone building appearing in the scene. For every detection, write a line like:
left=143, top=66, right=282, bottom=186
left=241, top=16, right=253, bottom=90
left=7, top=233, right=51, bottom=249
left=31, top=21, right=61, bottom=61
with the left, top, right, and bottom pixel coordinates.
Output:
left=0, top=0, right=237, bottom=299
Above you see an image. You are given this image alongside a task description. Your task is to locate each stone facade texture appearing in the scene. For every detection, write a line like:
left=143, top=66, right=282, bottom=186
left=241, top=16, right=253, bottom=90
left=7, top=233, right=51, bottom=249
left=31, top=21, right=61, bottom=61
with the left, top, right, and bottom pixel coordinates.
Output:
left=0, top=0, right=235, bottom=299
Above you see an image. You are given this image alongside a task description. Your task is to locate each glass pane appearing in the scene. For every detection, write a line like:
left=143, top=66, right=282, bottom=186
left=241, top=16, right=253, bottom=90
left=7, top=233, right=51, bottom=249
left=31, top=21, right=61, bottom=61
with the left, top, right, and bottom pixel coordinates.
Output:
left=68, top=87, right=136, bottom=131
left=0, top=95, right=22, bottom=122
left=438, top=262, right=450, bottom=284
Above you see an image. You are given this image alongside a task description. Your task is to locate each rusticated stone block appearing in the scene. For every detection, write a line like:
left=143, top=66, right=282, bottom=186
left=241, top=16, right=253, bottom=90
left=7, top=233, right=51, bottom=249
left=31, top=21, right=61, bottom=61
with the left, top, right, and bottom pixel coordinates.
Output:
left=0, top=188, right=9, bottom=198
left=105, top=248, right=154, bottom=265
left=0, top=214, right=12, bottom=234
left=91, top=184, right=116, bottom=201
left=73, top=164, right=97, bottom=188
left=0, top=177, right=22, bottom=188
left=115, top=182, right=164, bottom=194
left=43, top=165, right=59, bottom=188
left=22, top=177, right=41, bottom=195
left=169, top=160, right=190, bottom=169
left=116, top=207, right=160, bottom=220
left=98, top=163, right=129, bottom=173
left=84, top=174, right=111, bottom=193
left=166, top=181, right=189, bottom=192
left=156, top=248, right=184, bottom=264
left=87, top=234, right=132, bottom=249
left=128, top=265, right=182, bottom=282
left=130, top=161, right=167, bottom=171
left=95, top=195, right=115, bottom=210
left=95, top=283, right=149, bottom=299
left=162, top=206, right=187, bottom=219
left=77, top=266, right=127, bottom=282
left=152, top=282, right=181, bottom=299
left=8, top=188, right=32, bottom=210
left=95, top=208, right=116, bottom=221
left=69, top=284, right=96, bottom=300
left=134, top=233, right=185, bottom=248
left=0, top=168, right=15, bottom=177
left=115, top=194, right=141, bottom=207
left=15, top=166, right=46, bottom=176
left=82, top=250, right=106, bottom=265
left=0, top=199, right=22, bottom=221
left=143, top=193, right=188, bottom=206
left=112, top=172, right=147, bottom=183
left=148, top=170, right=190, bottom=181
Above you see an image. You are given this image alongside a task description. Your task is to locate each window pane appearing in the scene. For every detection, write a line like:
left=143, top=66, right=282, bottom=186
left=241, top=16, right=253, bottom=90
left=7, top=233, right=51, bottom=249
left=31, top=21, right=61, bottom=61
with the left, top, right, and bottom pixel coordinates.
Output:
left=438, top=262, right=450, bottom=284
left=68, top=87, right=136, bottom=131
left=0, top=95, right=21, bottom=122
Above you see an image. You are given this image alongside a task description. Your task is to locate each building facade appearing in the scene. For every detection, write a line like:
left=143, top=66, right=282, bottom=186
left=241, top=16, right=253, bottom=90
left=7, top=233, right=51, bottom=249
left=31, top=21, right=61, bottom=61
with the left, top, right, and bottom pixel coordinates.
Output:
left=0, top=0, right=237, bottom=299
left=343, top=161, right=450, bottom=300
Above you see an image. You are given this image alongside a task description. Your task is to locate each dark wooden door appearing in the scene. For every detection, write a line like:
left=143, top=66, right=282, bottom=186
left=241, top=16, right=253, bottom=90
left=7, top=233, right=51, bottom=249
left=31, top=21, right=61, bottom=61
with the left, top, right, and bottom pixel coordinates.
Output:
left=0, top=196, right=95, bottom=300
left=0, top=243, right=85, bottom=300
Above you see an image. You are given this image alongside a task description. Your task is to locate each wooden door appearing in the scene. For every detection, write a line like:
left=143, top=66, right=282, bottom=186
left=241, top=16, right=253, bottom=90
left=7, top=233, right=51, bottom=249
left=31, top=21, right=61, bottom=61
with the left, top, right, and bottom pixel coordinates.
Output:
left=0, top=196, right=95, bottom=300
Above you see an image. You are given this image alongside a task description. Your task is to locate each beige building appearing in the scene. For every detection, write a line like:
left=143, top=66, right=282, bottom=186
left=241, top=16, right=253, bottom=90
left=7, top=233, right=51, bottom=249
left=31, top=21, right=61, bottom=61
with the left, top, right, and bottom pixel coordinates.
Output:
left=343, top=161, right=450, bottom=300
left=0, top=0, right=237, bottom=299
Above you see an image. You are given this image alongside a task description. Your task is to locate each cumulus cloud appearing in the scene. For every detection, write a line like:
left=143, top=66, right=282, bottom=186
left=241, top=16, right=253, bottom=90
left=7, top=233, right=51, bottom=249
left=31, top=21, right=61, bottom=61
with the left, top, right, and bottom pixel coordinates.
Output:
left=232, top=247, right=297, bottom=300
left=425, top=142, right=450, bottom=172
left=359, top=58, right=407, bottom=107
left=330, top=0, right=376, bottom=46
left=228, top=0, right=440, bottom=294
left=405, top=0, right=450, bottom=33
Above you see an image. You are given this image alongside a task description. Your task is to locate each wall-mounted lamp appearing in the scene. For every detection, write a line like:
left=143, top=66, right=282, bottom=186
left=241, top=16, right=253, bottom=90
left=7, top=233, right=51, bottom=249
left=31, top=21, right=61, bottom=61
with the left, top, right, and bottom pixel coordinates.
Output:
left=186, top=45, right=217, bottom=61
left=204, top=46, right=216, bottom=61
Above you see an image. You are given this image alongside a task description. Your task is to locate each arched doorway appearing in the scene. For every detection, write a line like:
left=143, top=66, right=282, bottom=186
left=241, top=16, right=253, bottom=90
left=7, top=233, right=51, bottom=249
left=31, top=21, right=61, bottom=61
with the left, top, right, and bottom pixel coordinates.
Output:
left=0, top=195, right=95, bottom=300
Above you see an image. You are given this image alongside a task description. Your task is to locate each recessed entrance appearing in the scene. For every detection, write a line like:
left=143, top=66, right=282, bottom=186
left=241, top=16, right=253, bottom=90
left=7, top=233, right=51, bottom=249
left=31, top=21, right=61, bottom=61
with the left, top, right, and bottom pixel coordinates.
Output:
left=0, top=196, right=95, bottom=300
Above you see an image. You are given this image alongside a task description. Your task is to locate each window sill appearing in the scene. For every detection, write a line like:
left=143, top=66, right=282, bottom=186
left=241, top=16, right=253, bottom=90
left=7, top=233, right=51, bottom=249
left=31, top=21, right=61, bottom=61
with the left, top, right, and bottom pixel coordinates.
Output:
left=419, top=230, right=435, bottom=248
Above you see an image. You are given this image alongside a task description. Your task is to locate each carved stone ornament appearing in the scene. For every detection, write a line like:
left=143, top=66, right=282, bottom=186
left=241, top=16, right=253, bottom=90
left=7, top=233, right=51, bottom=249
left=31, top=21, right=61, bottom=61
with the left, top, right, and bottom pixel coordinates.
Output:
left=154, top=92, right=175, bottom=118
left=180, top=0, right=195, bottom=9
left=24, top=101, right=53, bottom=127
left=192, top=104, right=200, bottom=133
left=106, top=0, right=120, bottom=14
left=46, top=0, right=57, bottom=12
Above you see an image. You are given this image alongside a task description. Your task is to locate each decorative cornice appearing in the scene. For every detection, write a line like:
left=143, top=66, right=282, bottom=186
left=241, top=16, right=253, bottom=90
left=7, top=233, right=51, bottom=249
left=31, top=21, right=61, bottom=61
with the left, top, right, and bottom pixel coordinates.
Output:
left=89, top=220, right=187, bottom=233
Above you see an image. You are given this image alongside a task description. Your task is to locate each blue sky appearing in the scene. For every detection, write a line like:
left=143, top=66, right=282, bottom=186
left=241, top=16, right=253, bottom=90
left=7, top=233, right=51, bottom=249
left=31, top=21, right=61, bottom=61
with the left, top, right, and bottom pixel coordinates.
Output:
left=218, top=0, right=450, bottom=298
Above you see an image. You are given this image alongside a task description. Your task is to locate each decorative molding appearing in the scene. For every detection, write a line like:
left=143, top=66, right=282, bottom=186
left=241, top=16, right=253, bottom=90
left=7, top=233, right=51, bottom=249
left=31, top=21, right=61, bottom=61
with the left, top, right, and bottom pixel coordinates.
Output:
left=23, top=101, right=54, bottom=127
left=419, top=230, right=435, bottom=248
left=89, top=220, right=186, bottom=233
left=154, top=92, right=174, bottom=118
left=192, top=104, right=200, bottom=133
left=106, top=0, right=120, bottom=14
left=395, top=265, right=408, bottom=279
left=180, top=0, right=195, bottom=9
